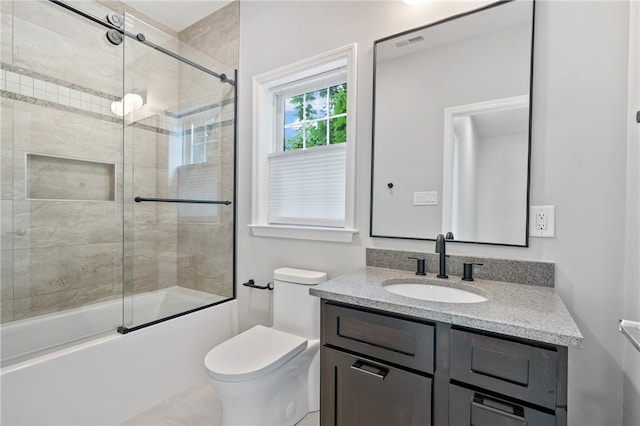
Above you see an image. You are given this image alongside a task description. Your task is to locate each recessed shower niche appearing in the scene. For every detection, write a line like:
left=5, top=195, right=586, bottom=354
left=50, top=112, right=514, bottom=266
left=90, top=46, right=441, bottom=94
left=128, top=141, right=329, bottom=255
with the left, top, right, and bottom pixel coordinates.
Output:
left=26, top=153, right=116, bottom=201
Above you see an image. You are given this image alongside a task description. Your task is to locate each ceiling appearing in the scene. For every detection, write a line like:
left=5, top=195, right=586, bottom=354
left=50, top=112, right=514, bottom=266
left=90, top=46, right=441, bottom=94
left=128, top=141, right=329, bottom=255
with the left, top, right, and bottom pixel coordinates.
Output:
left=120, top=0, right=233, bottom=32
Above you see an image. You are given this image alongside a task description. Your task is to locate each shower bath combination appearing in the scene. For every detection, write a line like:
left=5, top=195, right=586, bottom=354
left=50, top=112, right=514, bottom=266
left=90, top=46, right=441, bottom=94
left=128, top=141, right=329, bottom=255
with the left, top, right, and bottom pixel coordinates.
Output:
left=0, top=0, right=237, bottom=369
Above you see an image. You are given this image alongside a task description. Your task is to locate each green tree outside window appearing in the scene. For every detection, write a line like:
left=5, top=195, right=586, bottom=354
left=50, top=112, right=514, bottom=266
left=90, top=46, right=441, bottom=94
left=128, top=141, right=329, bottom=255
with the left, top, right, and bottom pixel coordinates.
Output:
left=283, top=83, right=347, bottom=151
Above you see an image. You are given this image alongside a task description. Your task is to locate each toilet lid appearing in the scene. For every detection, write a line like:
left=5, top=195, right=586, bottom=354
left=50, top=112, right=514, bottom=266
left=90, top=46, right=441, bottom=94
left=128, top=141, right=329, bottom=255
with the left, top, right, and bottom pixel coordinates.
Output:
left=205, top=325, right=307, bottom=383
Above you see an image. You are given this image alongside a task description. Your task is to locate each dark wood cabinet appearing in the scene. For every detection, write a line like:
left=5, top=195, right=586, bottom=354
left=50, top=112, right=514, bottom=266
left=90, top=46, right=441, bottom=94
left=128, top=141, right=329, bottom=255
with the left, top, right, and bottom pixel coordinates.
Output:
left=321, top=347, right=432, bottom=426
left=450, top=328, right=560, bottom=410
left=320, top=300, right=569, bottom=426
left=320, top=302, right=434, bottom=426
left=322, top=302, right=435, bottom=374
left=449, top=384, right=555, bottom=426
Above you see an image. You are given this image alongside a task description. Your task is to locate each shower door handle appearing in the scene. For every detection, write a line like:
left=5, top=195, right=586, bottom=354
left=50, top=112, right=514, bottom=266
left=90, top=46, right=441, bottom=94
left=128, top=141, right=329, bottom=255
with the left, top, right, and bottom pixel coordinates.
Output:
left=134, top=197, right=231, bottom=205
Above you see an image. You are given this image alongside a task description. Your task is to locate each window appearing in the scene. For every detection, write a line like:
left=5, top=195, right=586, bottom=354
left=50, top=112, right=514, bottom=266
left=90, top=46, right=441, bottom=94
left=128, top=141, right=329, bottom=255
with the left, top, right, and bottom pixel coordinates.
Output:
left=249, top=44, right=358, bottom=242
left=185, top=118, right=217, bottom=165
left=282, top=82, right=347, bottom=151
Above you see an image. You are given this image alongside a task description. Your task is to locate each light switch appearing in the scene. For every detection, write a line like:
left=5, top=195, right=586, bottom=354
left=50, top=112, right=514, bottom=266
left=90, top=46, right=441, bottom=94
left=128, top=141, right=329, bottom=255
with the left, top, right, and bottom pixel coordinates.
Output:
left=414, top=191, right=437, bottom=206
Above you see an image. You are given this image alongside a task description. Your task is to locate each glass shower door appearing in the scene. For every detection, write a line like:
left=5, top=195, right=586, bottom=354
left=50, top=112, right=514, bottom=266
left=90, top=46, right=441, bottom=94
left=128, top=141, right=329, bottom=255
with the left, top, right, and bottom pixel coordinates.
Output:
left=120, top=13, right=236, bottom=331
left=1, top=0, right=125, bottom=365
left=0, top=0, right=237, bottom=366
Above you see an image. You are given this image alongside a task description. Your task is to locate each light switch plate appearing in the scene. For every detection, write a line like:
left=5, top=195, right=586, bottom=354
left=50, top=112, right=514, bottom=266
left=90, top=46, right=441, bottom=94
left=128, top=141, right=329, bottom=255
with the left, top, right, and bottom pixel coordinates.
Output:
left=530, top=205, right=555, bottom=237
left=414, top=191, right=437, bottom=206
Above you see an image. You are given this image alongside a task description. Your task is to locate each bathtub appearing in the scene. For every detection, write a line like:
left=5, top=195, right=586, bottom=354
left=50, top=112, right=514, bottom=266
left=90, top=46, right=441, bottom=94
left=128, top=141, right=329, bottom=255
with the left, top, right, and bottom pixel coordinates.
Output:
left=1, top=288, right=238, bottom=425
left=1, top=286, right=227, bottom=366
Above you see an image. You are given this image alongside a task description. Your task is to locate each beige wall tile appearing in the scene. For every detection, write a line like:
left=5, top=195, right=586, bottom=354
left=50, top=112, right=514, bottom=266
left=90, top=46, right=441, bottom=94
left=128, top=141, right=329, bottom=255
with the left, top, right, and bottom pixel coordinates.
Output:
left=133, top=203, right=159, bottom=242
left=12, top=1, right=122, bottom=96
left=0, top=99, right=13, bottom=151
left=1, top=150, right=13, bottom=201
left=1, top=298, right=14, bottom=323
left=130, top=239, right=176, bottom=293
left=13, top=102, right=122, bottom=164
left=1, top=0, right=13, bottom=64
left=11, top=150, right=25, bottom=201
left=97, top=0, right=178, bottom=38
left=133, top=127, right=163, bottom=169
left=157, top=250, right=177, bottom=289
left=13, top=200, right=122, bottom=249
left=1, top=250, right=13, bottom=302
left=13, top=243, right=121, bottom=299
left=13, top=282, right=120, bottom=320
left=0, top=199, right=12, bottom=251
left=27, top=154, right=116, bottom=201
left=177, top=221, right=233, bottom=296
left=179, top=1, right=239, bottom=70
left=132, top=165, right=158, bottom=198
left=127, top=41, right=179, bottom=114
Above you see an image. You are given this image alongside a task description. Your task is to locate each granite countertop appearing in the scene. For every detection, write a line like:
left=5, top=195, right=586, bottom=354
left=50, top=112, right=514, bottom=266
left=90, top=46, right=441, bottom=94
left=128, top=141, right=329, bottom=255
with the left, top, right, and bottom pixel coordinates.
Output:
left=309, top=266, right=584, bottom=349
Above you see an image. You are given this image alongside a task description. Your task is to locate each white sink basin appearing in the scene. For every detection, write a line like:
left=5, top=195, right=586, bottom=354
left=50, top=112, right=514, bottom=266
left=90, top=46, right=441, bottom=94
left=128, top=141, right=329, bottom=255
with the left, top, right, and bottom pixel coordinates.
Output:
left=382, top=279, right=488, bottom=303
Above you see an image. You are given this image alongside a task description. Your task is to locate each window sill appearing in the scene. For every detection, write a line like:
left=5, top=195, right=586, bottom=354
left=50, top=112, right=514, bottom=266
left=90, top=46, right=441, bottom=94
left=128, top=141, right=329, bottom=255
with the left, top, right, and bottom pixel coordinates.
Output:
left=248, top=224, right=359, bottom=243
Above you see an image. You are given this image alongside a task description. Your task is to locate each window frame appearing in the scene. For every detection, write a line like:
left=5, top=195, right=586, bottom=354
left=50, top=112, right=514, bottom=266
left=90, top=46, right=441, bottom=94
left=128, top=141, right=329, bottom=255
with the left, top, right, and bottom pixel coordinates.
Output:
left=249, top=44, right=358, bottom=242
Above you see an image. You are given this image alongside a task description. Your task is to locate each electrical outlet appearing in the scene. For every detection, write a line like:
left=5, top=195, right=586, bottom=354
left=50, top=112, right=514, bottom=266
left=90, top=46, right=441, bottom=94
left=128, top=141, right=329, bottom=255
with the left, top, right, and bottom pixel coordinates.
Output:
left=536, top=211, right=547, bottom=230
left=530, top=206, right=555, bottom=237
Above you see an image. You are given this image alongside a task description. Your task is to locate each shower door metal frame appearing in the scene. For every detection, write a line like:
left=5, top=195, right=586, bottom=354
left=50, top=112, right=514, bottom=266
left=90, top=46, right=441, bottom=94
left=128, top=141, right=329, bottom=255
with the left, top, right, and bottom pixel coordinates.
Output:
left=49, top=0, right=236, bottom=86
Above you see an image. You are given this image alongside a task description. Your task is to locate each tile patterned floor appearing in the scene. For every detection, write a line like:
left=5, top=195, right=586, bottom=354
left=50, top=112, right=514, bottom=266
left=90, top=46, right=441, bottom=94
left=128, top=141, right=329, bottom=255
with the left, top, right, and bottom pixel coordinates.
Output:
left=120, top=380, right=319, bottom=426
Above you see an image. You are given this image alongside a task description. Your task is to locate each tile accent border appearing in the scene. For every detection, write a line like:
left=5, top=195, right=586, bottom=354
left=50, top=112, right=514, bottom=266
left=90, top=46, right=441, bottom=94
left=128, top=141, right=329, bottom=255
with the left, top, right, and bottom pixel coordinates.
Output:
left=0, top=63, right=235, bottom=136
left=366, top=248, right=555, bottom=287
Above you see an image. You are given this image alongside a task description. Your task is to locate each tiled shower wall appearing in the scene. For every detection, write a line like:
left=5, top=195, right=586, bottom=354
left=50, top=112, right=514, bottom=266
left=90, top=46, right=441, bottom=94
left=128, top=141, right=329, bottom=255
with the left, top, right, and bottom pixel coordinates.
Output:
left=1, top=0, right=125, bottom=323
left=0, top=0, right=238, bottom=323
left=176, top=1, right=238, bottom=299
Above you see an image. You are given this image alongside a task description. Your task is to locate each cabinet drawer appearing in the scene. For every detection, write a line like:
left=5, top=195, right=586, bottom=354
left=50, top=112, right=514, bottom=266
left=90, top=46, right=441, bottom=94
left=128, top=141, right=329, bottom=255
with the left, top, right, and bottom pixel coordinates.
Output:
left=450, top=328, right=558, bottom=409
left=322, top=302, right=434, bottom=374
left=321, top=346, right=432, bottom=426
left=449, top=384, right=555, bottom=426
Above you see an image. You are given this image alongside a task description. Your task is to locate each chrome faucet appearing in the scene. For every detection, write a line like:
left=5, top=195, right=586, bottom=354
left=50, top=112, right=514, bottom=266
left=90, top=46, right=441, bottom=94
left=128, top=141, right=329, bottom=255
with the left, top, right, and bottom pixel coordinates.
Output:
left=435, top=234, right=448, bottom=278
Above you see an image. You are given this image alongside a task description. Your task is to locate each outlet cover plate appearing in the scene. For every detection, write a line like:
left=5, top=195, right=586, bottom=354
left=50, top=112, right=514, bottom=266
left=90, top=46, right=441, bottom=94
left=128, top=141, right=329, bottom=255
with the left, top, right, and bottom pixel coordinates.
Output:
left=530, top=205, right=555, bottom=237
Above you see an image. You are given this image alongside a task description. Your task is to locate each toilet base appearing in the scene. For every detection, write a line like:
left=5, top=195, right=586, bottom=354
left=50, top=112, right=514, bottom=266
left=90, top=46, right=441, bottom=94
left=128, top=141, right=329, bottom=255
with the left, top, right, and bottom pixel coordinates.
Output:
left=209, top=340, right=319, bottom=426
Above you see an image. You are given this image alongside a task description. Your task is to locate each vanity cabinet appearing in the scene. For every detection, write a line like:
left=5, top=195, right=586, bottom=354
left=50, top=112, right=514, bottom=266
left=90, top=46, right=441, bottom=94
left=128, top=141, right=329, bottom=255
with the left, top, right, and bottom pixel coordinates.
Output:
left=448, top=328, right=566, bottom=425
left=321, top=347, right=432, bottom=426
left=320, top=302, right=435, bottom=426
left=320, top=300, right=569, bottom=426
left=448, top=384, right=556, bottom=426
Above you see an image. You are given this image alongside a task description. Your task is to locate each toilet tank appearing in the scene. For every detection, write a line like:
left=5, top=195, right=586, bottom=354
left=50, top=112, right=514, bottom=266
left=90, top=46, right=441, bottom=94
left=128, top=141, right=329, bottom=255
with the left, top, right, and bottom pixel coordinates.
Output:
left=272, top=268, right=327, bottom=339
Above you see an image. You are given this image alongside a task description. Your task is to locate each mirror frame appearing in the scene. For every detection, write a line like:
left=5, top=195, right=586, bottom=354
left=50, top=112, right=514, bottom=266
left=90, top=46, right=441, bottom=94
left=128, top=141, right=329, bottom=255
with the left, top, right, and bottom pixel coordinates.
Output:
left=369, top=0, right=535, bottom=247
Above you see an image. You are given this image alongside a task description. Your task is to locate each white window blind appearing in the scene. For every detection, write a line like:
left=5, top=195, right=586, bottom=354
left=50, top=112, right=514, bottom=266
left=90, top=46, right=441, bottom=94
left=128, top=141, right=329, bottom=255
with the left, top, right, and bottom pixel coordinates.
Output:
left=268, top=143, right=346, bottom=227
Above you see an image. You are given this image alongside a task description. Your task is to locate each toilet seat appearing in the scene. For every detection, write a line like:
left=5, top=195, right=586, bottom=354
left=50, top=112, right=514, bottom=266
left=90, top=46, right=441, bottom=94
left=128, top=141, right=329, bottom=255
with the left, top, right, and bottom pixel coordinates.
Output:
left=205, top=325, right=307, bottom=383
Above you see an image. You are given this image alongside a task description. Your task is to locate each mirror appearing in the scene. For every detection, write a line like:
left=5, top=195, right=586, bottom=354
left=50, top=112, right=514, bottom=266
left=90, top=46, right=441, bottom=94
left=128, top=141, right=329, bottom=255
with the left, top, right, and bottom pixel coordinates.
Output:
left=370, top=0, right=534, bottom=246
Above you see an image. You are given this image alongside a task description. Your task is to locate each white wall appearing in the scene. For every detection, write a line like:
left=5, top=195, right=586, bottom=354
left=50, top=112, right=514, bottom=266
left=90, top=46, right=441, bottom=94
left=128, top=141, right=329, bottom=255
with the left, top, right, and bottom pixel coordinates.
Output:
left=623, top=1, right=640, bottom=425
left=454, top=115, right=479, bottom=240
left=475, top=132, right=528, bottom=243
left=238, top=1, right=632, bottom=425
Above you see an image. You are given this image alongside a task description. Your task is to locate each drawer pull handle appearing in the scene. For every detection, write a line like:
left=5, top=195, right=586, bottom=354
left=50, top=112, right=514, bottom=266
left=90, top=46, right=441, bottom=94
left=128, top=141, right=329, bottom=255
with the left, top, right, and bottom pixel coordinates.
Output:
left=350, top=360, right=388, bottom=380
left=473, top=394, right=525, bottom=419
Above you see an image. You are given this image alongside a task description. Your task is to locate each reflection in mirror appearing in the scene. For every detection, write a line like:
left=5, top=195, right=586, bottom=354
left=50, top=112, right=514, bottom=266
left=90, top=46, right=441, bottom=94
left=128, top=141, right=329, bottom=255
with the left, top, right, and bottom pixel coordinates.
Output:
left=443, top=95, right=529, bottom=245
left=370, top=0, right=534, bottom=246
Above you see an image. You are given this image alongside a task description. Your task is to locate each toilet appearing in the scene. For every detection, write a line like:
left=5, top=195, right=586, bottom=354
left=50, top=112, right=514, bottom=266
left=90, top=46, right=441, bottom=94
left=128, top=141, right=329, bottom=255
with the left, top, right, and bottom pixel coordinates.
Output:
left=204, top=267, right=326, bottom=426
